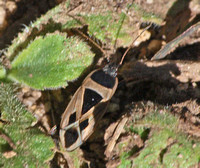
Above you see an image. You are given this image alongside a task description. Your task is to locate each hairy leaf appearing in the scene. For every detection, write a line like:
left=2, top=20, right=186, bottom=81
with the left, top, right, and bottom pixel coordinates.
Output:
left=0, top=84, right=55, bottom=167
left=7, top=35, right=94, bottom=90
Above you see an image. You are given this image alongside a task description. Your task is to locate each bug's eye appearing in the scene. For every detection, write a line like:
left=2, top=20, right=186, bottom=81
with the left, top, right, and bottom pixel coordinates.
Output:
left=64, top=128, right=79, bottom=148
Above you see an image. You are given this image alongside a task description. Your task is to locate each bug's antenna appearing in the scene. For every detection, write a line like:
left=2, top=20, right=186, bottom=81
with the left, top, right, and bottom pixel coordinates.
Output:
left=119, top=23, right=152, bottom=66
left=74, top=28, right=106, bottom=56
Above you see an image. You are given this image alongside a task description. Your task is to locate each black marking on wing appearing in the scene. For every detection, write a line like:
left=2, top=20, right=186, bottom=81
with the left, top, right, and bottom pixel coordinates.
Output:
left=80, top=119, right=89, bottom=132
left=64, top=128, right=78, bottom=148
left=82, top=88, right=103, bottom=115
left=68, top=113, right=76, bottom=125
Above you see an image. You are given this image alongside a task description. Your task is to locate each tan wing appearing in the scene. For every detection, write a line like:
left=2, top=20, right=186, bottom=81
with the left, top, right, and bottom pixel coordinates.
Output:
left=59, top=85, right=85, bottom=151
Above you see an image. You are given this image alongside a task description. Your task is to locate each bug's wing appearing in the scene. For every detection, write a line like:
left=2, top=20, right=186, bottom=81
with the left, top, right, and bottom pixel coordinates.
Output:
left=59, top=86, right=85, bottom=151
left=76, top=76, right=118, bottom=144
left=59, top=86, right=109, bottom=151
left=79, top=101, right=110, bottom=142
left=59, top=89, right=109, bottom=151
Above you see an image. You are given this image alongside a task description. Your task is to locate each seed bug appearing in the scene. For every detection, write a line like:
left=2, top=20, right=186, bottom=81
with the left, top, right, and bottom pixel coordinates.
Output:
left=59, top=21, right=200, bottom=151
left=59, top=26, right=151, bottom=151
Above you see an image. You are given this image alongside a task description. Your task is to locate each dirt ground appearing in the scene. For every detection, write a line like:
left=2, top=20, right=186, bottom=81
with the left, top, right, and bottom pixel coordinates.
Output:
left=1, top=0, right=200, bottom=168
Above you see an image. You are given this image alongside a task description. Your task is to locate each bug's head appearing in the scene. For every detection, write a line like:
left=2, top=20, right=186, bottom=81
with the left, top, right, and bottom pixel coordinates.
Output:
left=103, top=63, right=118, bottom=77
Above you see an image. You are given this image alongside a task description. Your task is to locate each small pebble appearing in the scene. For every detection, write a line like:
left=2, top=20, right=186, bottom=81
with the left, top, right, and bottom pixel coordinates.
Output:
left=6, top=1, right=17, bottom=14
left=0, top=7, right=7, bottom=31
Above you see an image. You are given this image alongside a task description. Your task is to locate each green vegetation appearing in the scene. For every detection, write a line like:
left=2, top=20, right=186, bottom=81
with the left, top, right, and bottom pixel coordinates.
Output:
left=119, top=109, right=200, bottom=168
left=0, top=84, right=55, bottom=167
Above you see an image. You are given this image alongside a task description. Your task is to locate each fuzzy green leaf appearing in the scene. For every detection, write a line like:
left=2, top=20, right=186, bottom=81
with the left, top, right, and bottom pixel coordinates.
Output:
left=7, top=34, right=94, bottom=90
left=0, top=84, right=55, bottom=167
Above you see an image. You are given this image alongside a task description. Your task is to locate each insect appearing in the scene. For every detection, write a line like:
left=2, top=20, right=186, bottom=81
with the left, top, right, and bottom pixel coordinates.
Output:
left=59, top=21, right=200, bottom=151
left=59, top=63, right=119, bottom=151
left=59, top=26, right=151, bottom=151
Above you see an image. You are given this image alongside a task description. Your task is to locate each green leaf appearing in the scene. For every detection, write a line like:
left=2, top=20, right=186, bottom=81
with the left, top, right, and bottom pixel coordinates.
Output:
left=0, top=84, right=55, bottom=167
left=7, top=34, right=94, bottom=90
